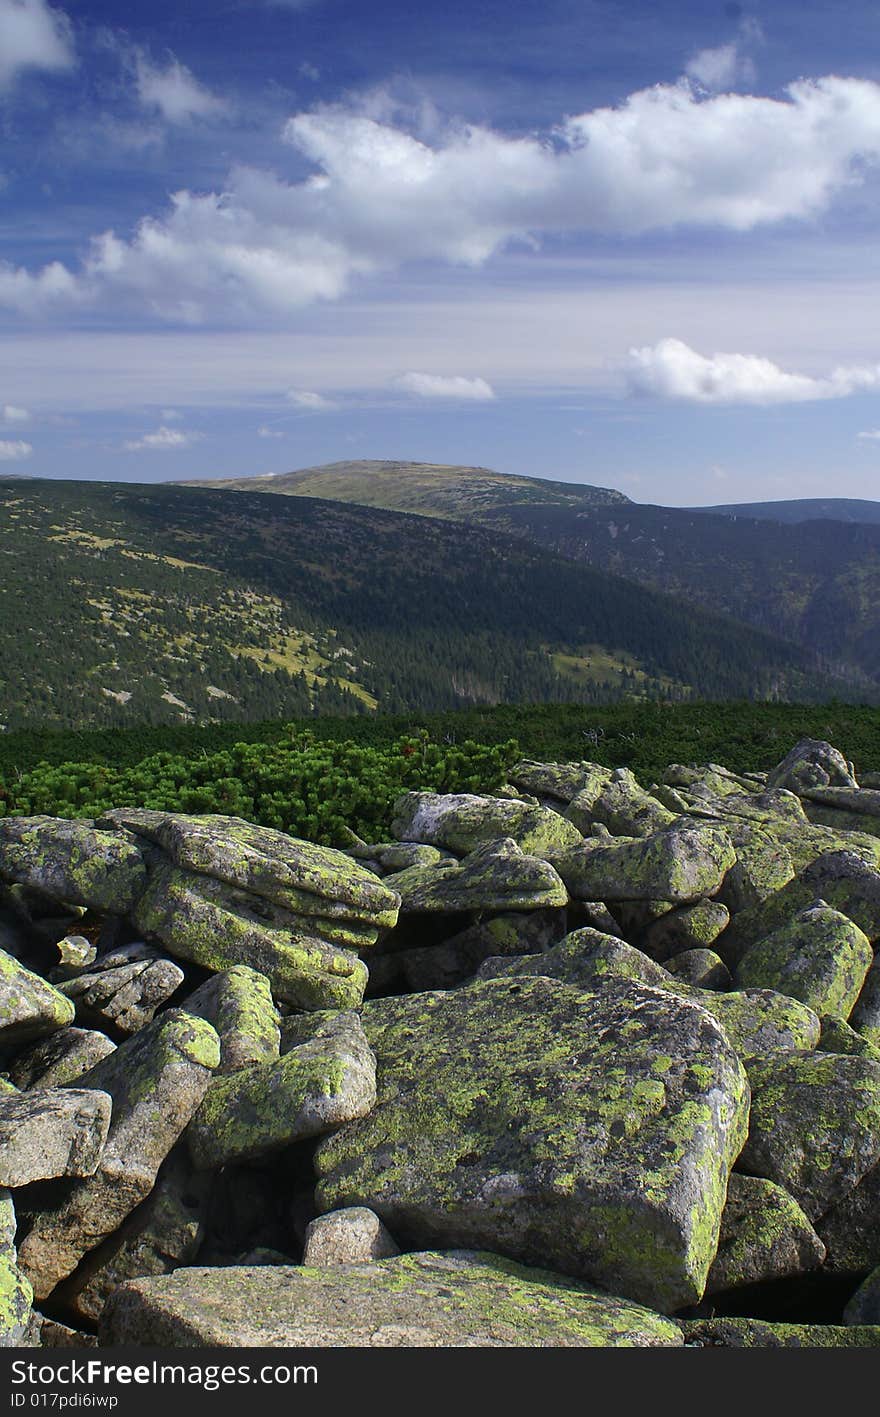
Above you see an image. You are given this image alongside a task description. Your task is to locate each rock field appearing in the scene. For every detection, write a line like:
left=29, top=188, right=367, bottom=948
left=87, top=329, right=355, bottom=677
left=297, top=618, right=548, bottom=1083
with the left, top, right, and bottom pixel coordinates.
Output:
left=2, top=737, right=880, bottom=1347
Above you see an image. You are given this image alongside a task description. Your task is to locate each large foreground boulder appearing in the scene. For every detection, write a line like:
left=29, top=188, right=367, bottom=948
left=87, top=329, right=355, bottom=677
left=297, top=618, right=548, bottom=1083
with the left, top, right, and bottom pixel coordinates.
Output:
left=99, top=1251, right=684, bottom=1347
left=0, top=818, right=147, bottom=915
left=314, top=976, right=749, bottom=1312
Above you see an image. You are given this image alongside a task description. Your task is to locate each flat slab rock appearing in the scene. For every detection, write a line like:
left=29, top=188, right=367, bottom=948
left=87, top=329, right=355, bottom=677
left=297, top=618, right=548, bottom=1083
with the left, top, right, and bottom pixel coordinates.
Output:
left=98, top=1252, right=684, bottom=1347
left=101, top=810, right=399, bottom=926
left=314, top=975, right=749, bottom=1312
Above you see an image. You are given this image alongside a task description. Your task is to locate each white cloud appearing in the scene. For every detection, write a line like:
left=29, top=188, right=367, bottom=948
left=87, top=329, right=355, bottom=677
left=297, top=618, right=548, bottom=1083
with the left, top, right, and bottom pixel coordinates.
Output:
left=0, top=0, right=75, bottom=90
left=286, top=389, right=335, bottom=410
left=3, top=404, right=29, bottom=423
left=686, top=19, right=762, bottom=92
left=0, top=439, right=32, bottom=460
left=257, top=424, right=285, bottom=438
left=686, top=44, right=745, bottom=91
left=858, top=429, right=880, bottom=439
left=396, top=372, right=496, bottom=401
left=133, top=50, right=228, bottom=124
left=5, top=74, right=880, bottom=323
left=624, top=337, right=880, bottom=405
left=123, top=424, right=200, bottom=451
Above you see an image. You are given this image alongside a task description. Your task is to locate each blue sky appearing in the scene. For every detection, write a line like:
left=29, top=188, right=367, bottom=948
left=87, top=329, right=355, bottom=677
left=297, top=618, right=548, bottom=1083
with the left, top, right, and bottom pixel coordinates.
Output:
left=2, top=0, right=880, bottom=504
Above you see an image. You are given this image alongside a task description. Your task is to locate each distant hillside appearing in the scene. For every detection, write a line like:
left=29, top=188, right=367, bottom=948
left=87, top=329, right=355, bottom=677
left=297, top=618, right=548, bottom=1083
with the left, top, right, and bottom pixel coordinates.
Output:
left=178, top=459, right=631, bottom=519
left=693, top=498, right=880, bottom=525
left=178, top=462, right=880, bottom=687
left=0, top=476, right=858, bottom=734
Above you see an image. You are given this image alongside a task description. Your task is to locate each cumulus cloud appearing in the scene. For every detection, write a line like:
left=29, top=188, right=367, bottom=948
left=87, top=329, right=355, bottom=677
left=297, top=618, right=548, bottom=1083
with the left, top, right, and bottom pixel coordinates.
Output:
left=5, top=74, right=880, bottom=321
left=286, top=389, right=335, bottom=410
left=0, top=438, right=32, bottom=460
left=133, top=50, right=227, bottom=124
left=123, top=425, right=199, bottom=451
left=3, top=404, right=29, bottom=423
left=0, top=0, right=75, bottom=90
left=624, top=337, right=880, bottom=405
left=395, top=372, right=496, bottom=400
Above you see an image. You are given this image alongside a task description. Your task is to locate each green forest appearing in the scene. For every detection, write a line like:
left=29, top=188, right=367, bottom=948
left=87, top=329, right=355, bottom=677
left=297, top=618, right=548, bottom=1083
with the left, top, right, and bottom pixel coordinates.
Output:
left=1, top=477, right=866, bottom=734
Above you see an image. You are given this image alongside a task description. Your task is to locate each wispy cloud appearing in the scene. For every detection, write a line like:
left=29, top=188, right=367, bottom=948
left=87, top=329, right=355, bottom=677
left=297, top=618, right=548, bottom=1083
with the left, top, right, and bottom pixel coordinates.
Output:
left=123, top=425, right=200, bottom=451
left=5, top=74, right=880, bottom=322
left=396, top=372, right=495, bottom=401
left=0, top=439, right=33, bottom=460
left=132, top=49, right=228, bottom=124
left=685, top=19, right=762, bottom=91
left=286, top=389, right=335, bottom=410
left=624, top=338, right=880, bottom=405
left=858, top=429, right=880, bottom=440
left=2, top=404, right=30, bottom=424
left=0, top=0, right=75, bottom=91
left=257, top=424, right=285, bottom=438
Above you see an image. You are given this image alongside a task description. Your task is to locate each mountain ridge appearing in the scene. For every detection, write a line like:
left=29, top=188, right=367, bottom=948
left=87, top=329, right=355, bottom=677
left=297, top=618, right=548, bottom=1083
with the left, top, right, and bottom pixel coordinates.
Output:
left=1, top=474, right=863, bottom=734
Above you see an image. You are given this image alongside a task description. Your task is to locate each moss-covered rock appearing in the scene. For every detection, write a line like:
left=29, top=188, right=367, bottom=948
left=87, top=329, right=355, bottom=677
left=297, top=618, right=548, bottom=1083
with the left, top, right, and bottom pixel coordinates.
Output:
left=0, top=817, right=147, bottom=914
left=101, top=810, right=399, bottom=928
left=99, top=1250, right=684, bottom=1347
left=642, top=899, right=730, bottom=962
left=56, top=1150, right=212, bottom=1325
left=384, top=838, right=568, bottom=914
left=705, top=1174, right=825, bottom=1296
left=391, top=791, right=583, bottom=858
left=0, top=1190, right=32, bottom=1347
left=719, top=851, right=880, bottom=967
left=17, top=1009, right=219, bottom=1301
left=819, top=1014, right=880, bottom=1063
left=182, top=966, right=279, bottom=1074
left=8, top=1027, right=116, bottom=1090
left=816, top=1157, right=880, bottom=1274
left=843, top=1265, right=880, bottom=1325
left=681, top=1317, right=880, bottom=1347
left=565, top=769, right=677, bottom=839
left=664, top=949, right=731, bottom=990
left=508, top=759, right=601, bottom=805
left=716, top=828, right=795, bottom=914
left=767, top=738, right=858, bottom=795
left=735, top=903, right=873, bottom=1018
left=133, top=862, right=368, bottom=1011
left=187, top=1012, right=376, bottom=1170
left=739, top=1050, right=880, bottom=1220
left=850, top=956, right=880, bottom=1048
left=552, top=821, right=735, bottom=904
left=0, top=947, right=74, bottom=1048
left=477, top=929, right=819, bottom=1062
left=314, top=975, right=749, bottom=1313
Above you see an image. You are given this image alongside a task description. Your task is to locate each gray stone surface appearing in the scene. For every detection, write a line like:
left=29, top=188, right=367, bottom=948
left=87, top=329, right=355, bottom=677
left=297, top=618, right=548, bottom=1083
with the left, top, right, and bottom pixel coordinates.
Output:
left=187, top=1012, right=375, bottom=1170
left=705, top=1174, right=825, bottom=1296
left=0, top=818, right=147, bottom=914
left=17, top=1009, right=219, bottom=1300
left=739, top=1051, right=880, bottom=1220
left=0, top=948, right=74, bottom=1049
left=314, top=976, right=748, bottom=1312
left=99, top=1251, right=684, bottom=1347
left=0, top=1088, right=111, bottom=1187
left=133, top=863, right=369, bottom=1011
left=302, top=1208, right=400, bottom=1267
